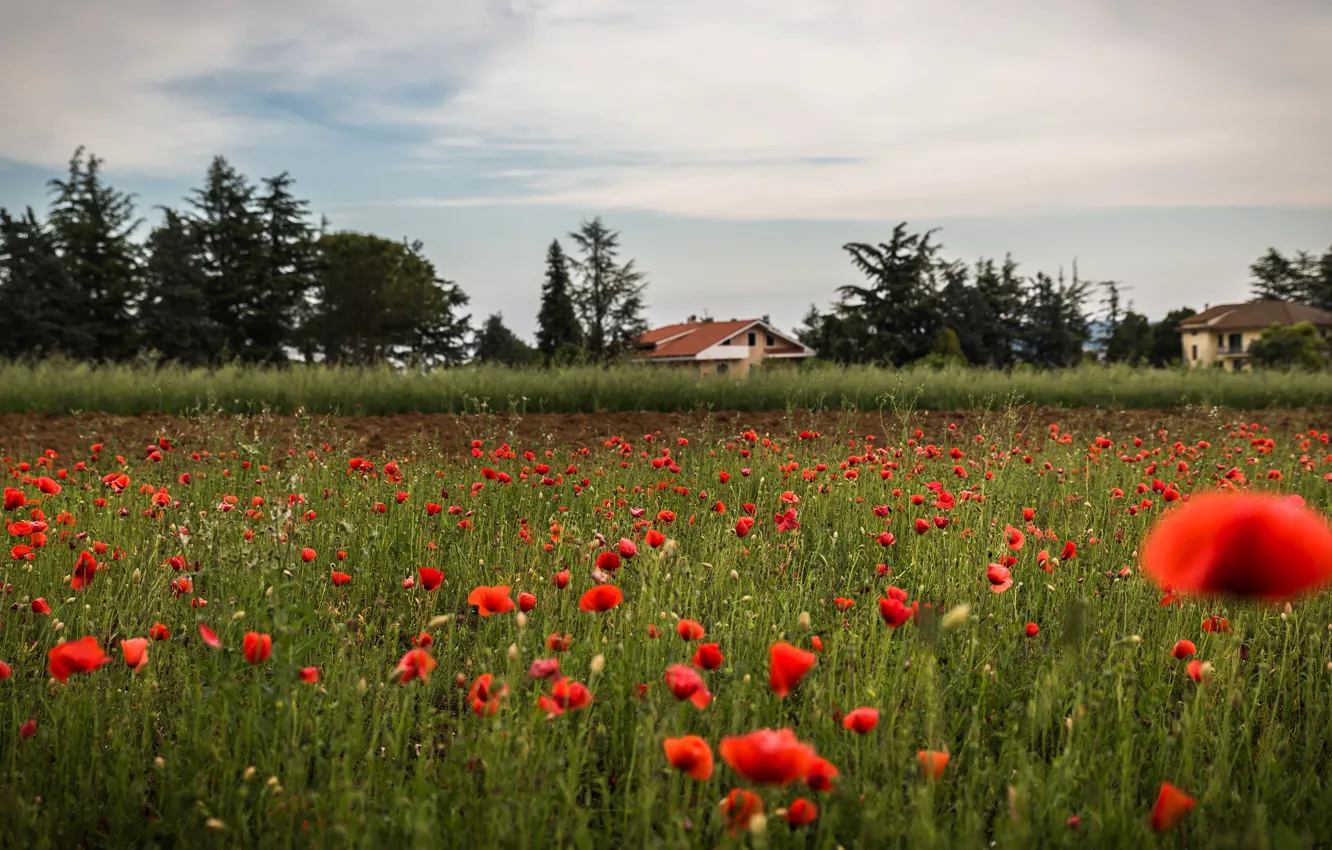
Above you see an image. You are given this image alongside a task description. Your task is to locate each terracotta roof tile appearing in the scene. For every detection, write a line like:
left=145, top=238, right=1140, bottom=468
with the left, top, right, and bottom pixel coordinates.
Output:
left=1179, top=301, right=1332, bottom=331
left=640, top=320, right=756, bottom=358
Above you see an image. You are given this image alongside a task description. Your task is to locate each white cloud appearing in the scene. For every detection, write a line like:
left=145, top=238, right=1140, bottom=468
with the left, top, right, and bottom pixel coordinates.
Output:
left=2, top=0, right=1330, bottom=217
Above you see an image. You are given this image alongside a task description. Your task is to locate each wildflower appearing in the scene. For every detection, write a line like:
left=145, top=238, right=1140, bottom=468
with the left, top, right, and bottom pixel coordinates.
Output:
left=468, top=673, right=509, bottom=715
left=986, top=563, right=1013, bottom=593
left=735, top=517, right=755, bottom=537
left=578, top=585, right=624, bottom=612
left=663, top=735, right=713, bottom=780
left=538, top=678, right=592, bottom=716
left=243, top=632, right=272, bottom=665
left=300, top=547, right=316, bottom=562
left=419, top=568, right=445, bottom=592
left=300, top=667, right=320, bottom=683
left=720, top=788, right=764, bottom=835
left=331, top=570, right=352, bottom=586
left=1171, top=640, right=1197, bottom=659
left=918, top=750, right=950, bottom=779
left=841, top=707, right=879, bottom=733
left=468, top=585, right=515, bottom=617
left=199, top=624, right=223, bottom=648
left=393, top=648, right=437, bottom=684
left=1142, top=491, right=1332, bottom=599
left=518, top=592, right=537, bottom=612
left=664, top=664, right=713, bottom=709
left=19, top=719, right=37, bottom=739
left=785, top=798, right=818, bottom=826
left=768, top=641, right=816, bottom=698
left=720, top=728, right=815, bottom=784
left=120, top=637, right=149, bottom=672
left=1025, top=623, right=1040, bottom=637
left=677, top=619, right=705, bottom=641
left=1150, top=783, right=1195, bottom=831
left=48, top=636, right=111, bottom=683
left=692, top=643, right=724, bottom=670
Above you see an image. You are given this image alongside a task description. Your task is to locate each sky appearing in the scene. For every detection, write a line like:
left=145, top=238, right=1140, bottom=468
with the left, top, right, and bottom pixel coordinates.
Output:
left=2, top=0, right=1331, bottom=339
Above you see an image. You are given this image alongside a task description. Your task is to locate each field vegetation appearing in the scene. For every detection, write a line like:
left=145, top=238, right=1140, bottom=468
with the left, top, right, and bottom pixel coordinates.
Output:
left=3, top=411, right=1332, bottom=847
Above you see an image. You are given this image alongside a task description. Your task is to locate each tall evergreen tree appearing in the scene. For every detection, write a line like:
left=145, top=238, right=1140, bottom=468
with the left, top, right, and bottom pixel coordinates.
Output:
left=138, top=209, right=218, bottom=365
left=1020, top=269, right=1092, bottom=367
left=837, top=223, right=943, bottom=366
left=45, top=147, right=142, bottom=360
left=474, top=312, right=537, bottom=366
left=535, top=240, right=583, bottom=360
left=1145, top=307, right=1197, bottom=366
left=0, top=207, right=95, bottom=359
left=971, top=256, right=1026, bottom=367
left=1249, top=248, right=1307, bottom=302
left=250, top=172, right=318, bottom=363
left=567, top=218, right=647, bottom=359
left=188, top=156, right=265, bottom=363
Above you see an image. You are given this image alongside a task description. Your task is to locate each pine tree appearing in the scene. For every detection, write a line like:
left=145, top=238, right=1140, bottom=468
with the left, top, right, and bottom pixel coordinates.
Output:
left=535, top=240, right=583, bottom=360
left=138, top=209, right=218, bottom=365
left=837, top=223, right=943, bottom=366
left=568, top=218, right=647, bottom=359
left=249, top=172, right=318, bottom=363
left=188, top=156, right=265, bottom=363
left=0, top=207, right=95, bottom=359
left=1020, top=269, right=1092, bottom=367
left=1249, top=248, right=1306, bottom=302
left=474, top=312, right=537, bottom=366
left=45, top=147, right=143, bottom=360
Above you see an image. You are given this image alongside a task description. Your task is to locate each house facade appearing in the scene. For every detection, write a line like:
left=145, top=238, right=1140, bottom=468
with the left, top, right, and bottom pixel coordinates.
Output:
left=632, top=318, right=815, bottom=377
left=1178, top=301, right=1332, bottom=371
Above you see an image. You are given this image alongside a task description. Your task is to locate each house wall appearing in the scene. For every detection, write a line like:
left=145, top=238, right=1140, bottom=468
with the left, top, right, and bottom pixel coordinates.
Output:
left=1181, top=328, right=1269, bottom=372
left=712, top=327, right=802, bottom=377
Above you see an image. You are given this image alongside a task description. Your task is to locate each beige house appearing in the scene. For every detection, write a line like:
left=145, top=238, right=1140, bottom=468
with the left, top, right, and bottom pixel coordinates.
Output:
left=632, top=317, right=815, bottom=377
left=1178, top=301, right=1332, bottom=371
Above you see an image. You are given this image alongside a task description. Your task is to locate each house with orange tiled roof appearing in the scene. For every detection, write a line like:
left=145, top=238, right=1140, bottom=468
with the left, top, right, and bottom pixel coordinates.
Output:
left=632, top=317, right=815, bottom=377
left=1178, top=300, right=1332, bottom=372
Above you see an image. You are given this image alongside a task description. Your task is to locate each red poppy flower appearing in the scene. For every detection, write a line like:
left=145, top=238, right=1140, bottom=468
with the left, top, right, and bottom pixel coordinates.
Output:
left=553, top=569, right=570, bottom=588
left=3, top=487, right=25, bottom=511
left=595, top=551, right=621, bottom=572
left=32, top=597, right=51, bottom=615
left=664, top=664, right=712, bottom=709
left=468, top=672, right=509, bottom=715
left=663, top=735, right=713, bottom=780
left=418, top=568, right=444, bottom=592
left=769, top=641, right=816, bottom=698
left=1186, top=659, right=1212, bottom=683
left=1005, top=525, right=1025, bottom=551
left=518, top=592, right=537, bottom=612
left=986, top=563, right=1013, bottom=593
left=539, top=678, right=592, bottom=715
left=914, top=518, right=930, bottom=535
left=879, top=587, right=917, bottom=628
left=842, top=707, right=879, bottom=733
left=918, top=749, right=949, bottom=779
left=0, top=660, right=10, bottom=679
left=1150, top=782, right=1195, bottom=831
left=692, top=642, right=723, bottom=670
left=785, top=798, right=818, bottom=826
left=1025, top=623, right=1040, bottom=637
left=1142, top=491, right=1332, bottom=599
left=546, top=632, right=571, bottom=652
left=331, top=570, right=352, bottom=586
left=804, top=756, right=838, bottom=792
left=467, top=585, right=515, bottom=616
left=833, top=597, right=855, bottom=611
left=1201, top=615, right=1231, bottom=633
left=300, top=666, right=320, bottom=683
left=676, top=619, right=705, bottom=641
left=47, top=636, right=111, bottom=683
left=71, top=551, right=99, bottom=591
left=198, top=624, right=223, bottom=648
left=1171, top=639, right=1196, bottom=659
left=393, top=648, right=437, bottom=684
left=578, top=585, right=624, bottom=612
left=120, top=637, right=149, bottom=672
left=243, top=632, right=272, bottom=665
left=720, top=788, right=763, bottom=835
left=720, top=728, right=816, bottom=784
left=19, top=719, right=36, bottom=739
left=300, top=547, right=316, bottom=562
left=735, top=517, right=755, bottom=538
left=775, top=509, right=800, bottom=533
left=618, top=537, right=637, bottom=559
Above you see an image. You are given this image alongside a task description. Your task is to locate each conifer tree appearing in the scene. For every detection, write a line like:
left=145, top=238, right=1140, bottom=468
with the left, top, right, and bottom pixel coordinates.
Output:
left=535, top=239, right=583, bottom=360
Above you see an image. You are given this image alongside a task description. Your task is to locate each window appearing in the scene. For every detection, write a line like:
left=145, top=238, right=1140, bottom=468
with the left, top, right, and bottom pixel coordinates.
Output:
left=715, top=362, right=729, bottom=375
left=1228, top=333, right=1242, bottom=354
left=747, top=332, right=756, bottom=347
left=1191, top=345, right=1197, bottom=361
left=766, top=334, right=775, bottom=346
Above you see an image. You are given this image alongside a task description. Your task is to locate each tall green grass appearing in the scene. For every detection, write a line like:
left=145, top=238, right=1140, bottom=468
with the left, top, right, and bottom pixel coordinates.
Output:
left=2, top=360, right=1331, bottom=415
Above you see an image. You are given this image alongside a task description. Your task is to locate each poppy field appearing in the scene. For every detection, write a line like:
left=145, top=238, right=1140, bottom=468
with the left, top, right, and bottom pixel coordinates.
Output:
left=4, top=411, right=1332, bottom=848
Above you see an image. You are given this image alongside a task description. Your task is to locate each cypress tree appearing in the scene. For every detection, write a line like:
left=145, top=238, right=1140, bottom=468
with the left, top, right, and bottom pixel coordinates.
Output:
left=535, top=239, right=583, bottom=360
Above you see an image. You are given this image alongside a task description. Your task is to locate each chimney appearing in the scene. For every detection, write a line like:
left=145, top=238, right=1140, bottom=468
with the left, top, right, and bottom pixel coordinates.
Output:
left=687, top=314, right=697, bottom=323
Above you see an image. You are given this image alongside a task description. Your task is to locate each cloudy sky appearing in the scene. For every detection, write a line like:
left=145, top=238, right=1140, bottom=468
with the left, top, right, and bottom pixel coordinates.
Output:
left=2, top=0, right=1330, bottom=338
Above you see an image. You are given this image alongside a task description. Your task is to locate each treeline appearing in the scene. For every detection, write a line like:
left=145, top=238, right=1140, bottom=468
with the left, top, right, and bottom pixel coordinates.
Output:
left=0, top=148, right=649, bottom=367
left=801, top=223, right=1186, bottom=368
